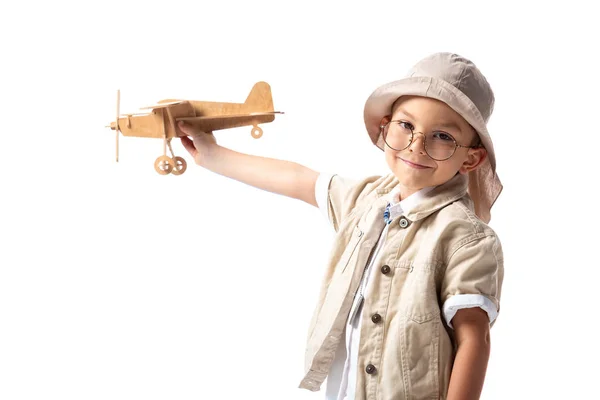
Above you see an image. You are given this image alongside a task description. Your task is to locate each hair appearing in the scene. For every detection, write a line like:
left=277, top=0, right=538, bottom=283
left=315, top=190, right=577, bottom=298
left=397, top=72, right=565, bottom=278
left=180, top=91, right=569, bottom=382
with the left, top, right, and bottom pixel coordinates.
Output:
left=470, top=132, right=483, bottom=148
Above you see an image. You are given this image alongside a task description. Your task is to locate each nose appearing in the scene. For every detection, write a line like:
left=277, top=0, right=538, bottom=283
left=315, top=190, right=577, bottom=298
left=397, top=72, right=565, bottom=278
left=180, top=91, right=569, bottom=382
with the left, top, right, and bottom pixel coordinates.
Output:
left=408, top=131, right=427, bottom=154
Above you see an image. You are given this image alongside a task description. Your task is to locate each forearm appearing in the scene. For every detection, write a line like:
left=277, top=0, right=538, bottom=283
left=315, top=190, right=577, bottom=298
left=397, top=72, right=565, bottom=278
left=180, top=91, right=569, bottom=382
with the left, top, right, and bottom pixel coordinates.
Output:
left=446, top=339, right=490, bottom=400
left=201, top=145, right=319, bottom=206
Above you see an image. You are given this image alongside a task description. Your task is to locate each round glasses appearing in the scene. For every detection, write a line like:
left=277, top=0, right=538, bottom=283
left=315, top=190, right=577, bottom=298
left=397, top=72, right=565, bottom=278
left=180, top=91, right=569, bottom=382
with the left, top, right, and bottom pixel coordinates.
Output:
left=380, top=120, right=479, bottom=161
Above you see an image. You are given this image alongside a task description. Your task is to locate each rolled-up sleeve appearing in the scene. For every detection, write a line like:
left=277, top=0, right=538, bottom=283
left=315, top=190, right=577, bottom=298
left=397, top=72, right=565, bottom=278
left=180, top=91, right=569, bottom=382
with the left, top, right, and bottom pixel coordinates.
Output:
left=315, top=172, right=334, bottom=224
left=441, top=234, right=504, bottom=329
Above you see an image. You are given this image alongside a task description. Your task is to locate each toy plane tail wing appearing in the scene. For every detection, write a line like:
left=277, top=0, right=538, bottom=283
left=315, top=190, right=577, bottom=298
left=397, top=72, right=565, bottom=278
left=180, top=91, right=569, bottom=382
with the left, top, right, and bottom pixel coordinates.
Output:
left=244, top=81, right=274, bottom=112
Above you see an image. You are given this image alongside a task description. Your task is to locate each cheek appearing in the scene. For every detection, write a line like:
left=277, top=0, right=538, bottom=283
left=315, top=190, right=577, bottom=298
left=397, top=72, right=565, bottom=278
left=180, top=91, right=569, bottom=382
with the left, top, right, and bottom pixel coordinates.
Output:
left=448, top=154, right=469, bottom=171
left=384, top=149, right=398, bottom=166
left=435, top=160, right=462, bottom=177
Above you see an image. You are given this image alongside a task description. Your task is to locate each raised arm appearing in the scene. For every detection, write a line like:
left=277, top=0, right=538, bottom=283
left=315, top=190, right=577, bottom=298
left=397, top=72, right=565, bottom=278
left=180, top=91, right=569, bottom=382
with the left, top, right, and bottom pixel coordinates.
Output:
left=178, top=121, right=319, bottom=207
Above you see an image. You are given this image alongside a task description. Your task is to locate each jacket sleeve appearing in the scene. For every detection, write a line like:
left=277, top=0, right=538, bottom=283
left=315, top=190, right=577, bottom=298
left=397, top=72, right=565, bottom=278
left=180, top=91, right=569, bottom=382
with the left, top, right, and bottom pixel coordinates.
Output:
left=315, top=173, right=381, bottom=233
left=440, top=233, right=504, bottom=329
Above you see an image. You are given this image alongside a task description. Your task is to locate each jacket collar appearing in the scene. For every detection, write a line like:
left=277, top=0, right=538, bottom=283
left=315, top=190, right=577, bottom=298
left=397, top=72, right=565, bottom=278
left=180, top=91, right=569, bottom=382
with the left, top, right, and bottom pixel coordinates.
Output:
left=374, top=173, right=469, bottom=222
left=385, top=186, right=435, bottom=221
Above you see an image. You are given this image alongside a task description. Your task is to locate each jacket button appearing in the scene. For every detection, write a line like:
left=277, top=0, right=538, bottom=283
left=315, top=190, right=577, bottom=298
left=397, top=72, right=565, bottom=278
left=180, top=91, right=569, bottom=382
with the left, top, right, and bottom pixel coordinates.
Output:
left=381, top=265, right=391, bottom=274
left=399, top=217, right=409, bottom=228
left=365, top=364, right=377, bottom=374
left=371, top=313, right=382, bottom=323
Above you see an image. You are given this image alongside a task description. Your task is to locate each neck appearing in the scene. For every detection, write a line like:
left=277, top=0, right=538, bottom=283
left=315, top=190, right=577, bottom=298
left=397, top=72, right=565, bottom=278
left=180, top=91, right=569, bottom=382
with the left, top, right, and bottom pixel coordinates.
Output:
left=396, top=184, right=421, bottom=201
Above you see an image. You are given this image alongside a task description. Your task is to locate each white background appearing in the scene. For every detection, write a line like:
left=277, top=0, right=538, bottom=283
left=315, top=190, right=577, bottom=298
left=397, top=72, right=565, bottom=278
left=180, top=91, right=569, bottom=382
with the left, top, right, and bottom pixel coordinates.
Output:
left=1, top=0, right=598, bottom=399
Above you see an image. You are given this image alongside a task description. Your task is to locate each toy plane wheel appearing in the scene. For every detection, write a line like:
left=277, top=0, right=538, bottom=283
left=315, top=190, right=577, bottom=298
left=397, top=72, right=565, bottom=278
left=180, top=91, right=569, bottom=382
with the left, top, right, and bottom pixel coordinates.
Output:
left=171, top=156, right=187, bottom=175
left=251, top=125, right=263, bottom=139
left=154, top=155, right=174, bottom=175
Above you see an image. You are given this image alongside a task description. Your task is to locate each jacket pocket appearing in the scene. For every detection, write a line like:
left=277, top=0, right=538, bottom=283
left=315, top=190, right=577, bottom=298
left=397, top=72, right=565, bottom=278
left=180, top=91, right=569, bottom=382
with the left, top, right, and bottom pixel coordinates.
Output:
left=400, top=263, right=441, bottom=399
left=403, top=315, right=440, bottom=399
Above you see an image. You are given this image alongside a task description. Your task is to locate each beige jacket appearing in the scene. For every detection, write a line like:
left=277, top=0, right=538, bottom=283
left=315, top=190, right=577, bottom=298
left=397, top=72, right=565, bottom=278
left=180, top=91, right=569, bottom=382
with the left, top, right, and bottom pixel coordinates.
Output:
left=299, top=172, right=504, bottom=400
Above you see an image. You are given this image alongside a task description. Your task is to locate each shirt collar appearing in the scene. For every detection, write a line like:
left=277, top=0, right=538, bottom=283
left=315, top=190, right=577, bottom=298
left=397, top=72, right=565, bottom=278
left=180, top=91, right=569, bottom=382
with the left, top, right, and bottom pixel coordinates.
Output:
left=385, top=186, right=436, bottom=221
left=375, top=173, right=469, bottom=223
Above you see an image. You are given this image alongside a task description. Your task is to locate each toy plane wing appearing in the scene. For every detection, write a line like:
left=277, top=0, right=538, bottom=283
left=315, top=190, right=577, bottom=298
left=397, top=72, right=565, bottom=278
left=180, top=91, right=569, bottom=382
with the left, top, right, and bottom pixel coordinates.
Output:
left=178, top=111, right=283, bottom=121
left=175, top=112, right=282, bottom=135
left=140, top=100, right=188, bottom=110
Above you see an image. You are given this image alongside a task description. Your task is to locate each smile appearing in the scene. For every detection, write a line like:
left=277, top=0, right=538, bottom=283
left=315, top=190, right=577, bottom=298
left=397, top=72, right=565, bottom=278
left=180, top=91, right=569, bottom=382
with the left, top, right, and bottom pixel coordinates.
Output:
left=400, top=158, right=431, bottom=169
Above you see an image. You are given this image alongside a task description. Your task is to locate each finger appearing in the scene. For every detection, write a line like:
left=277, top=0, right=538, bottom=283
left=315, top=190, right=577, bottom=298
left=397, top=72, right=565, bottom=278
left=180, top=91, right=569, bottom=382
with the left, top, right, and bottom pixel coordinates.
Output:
left=179, top=120, right=210, bottom=140
left=180, top=136, right=198, bottom=158
left=178, top=120, right=196, bottom=135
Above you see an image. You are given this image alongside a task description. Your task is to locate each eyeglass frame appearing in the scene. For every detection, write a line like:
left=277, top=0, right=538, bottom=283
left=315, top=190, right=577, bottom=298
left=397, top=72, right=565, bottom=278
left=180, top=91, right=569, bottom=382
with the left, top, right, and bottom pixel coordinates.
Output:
left=379, top=120, right=482, bottom=161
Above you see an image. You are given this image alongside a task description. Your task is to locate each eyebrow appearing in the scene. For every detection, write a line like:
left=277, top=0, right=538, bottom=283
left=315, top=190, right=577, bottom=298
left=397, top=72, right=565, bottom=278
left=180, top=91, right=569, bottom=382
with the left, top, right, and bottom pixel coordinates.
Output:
left=436, top=121, right=463, bottom=132
left=395, top=108, right=463, bottom=133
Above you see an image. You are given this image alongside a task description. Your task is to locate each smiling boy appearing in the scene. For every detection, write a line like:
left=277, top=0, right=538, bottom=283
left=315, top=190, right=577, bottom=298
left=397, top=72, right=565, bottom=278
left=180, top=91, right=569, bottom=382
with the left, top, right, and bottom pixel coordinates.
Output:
left=179, top=52, right=504, bottom=400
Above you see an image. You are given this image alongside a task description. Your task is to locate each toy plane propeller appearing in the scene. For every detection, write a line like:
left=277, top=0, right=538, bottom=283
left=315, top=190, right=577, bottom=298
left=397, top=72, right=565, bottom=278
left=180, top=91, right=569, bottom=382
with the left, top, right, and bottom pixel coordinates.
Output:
left=107, top=81, right=283, bottom=175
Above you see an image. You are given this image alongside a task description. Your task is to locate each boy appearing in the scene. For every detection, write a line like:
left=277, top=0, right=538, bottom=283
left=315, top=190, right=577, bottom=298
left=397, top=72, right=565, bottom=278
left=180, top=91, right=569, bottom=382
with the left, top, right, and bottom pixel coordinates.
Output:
left=179, top=52, right=504, bottom=400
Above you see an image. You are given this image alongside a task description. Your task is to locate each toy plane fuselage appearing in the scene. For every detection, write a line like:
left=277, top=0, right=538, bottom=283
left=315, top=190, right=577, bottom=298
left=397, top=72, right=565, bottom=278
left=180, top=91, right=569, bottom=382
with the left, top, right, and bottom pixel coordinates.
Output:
left=107, top=81, right=282, bottom=175
left=110, top=81, right=279, bottom=139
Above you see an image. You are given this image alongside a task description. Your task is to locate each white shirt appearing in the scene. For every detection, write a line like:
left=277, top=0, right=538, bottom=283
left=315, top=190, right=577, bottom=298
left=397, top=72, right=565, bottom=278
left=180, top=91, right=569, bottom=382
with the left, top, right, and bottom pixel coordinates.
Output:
left=315, top=173, right=497, bottom=400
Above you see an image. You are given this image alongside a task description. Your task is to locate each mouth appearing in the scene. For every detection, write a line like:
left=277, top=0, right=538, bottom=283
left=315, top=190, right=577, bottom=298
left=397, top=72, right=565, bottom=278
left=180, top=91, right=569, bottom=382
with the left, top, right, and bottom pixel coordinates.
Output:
left=399, top=158, right=431, bottom=169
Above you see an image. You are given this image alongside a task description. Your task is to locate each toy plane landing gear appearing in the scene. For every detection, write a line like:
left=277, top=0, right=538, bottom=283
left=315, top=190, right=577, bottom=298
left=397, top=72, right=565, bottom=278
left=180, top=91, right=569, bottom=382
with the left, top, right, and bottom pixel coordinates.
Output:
left=107, top=82, right=283, bottom=175
left=154, top=139, right=187, bottom=175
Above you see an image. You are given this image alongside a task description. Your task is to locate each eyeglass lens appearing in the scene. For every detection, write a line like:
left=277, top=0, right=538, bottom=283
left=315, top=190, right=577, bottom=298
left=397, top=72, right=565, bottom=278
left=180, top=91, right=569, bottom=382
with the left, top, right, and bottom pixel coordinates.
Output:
left=383, top=121, right=457, bottom=161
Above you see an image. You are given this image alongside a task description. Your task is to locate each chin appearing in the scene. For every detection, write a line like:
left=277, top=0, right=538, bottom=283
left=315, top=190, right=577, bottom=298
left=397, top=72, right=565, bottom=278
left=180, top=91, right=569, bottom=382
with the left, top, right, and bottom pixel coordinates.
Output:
left=396, top=177, right=428, bottom=191
left=391, top=168, right=436, bottom=192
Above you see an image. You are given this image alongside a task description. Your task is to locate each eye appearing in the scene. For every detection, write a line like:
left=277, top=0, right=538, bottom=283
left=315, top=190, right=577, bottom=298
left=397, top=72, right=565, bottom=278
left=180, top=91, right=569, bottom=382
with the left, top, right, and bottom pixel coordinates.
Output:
left=398, top=121, right=414, bottom=130
left=432, top=131, right=454, bottom=141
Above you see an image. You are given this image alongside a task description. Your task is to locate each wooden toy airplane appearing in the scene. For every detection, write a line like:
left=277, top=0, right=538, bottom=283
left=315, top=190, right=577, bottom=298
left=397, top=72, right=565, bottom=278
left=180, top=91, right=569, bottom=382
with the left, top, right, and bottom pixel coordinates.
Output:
left=107, top=81, right=283, bottom=175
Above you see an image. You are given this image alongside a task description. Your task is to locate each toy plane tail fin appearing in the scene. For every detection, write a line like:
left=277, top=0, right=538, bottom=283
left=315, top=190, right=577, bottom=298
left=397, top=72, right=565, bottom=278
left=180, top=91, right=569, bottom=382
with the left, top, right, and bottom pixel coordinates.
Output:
left=244, top=81, right=274, bottom=112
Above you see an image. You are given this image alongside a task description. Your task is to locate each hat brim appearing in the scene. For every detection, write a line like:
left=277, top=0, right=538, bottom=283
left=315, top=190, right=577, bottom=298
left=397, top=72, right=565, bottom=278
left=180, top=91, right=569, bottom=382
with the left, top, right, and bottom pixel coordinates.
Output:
left=363, top=76, right=496, bottom=172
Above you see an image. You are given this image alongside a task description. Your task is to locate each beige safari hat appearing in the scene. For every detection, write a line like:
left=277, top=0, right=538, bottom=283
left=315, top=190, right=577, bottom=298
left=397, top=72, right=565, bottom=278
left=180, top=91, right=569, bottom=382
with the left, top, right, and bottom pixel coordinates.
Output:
left=363, top=52, right=502, bottom=223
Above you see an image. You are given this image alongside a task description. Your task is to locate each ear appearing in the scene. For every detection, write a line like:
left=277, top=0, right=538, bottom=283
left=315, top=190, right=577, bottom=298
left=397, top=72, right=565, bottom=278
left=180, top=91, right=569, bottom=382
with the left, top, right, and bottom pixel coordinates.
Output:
left=459, top=147, right=487, bottom=174
left=379, top=115, right=392, bottom=131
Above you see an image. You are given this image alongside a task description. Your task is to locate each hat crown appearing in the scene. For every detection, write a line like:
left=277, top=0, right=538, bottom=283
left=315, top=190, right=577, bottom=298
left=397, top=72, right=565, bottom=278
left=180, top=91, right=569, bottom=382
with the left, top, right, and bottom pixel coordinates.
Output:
left=407, top=52, right=495, bottom=123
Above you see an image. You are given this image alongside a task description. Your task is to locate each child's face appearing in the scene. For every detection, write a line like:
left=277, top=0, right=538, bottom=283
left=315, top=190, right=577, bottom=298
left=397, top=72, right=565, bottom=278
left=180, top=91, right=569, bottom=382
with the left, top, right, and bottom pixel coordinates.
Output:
left=380, top=95, right=487, bottom=198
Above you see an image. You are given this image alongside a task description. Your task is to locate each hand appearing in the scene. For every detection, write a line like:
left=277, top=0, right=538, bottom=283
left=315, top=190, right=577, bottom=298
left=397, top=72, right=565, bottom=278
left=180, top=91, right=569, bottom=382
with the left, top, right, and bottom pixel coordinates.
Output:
left=178, top=121, right=218, bottom=166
